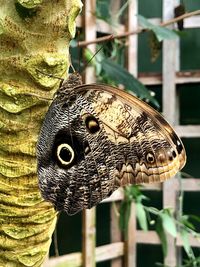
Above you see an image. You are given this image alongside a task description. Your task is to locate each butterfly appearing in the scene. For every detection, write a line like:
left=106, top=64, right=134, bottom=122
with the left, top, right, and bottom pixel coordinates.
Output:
left=37, top=72, right=186, bottom=215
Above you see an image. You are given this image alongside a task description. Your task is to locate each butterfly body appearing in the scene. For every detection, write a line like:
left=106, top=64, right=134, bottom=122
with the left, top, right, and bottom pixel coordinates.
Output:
left=37, top=73, right=186, bottom=215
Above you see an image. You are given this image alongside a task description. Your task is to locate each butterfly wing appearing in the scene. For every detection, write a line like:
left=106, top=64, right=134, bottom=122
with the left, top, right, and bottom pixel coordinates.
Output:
left=76, top=83, right=186, bottom=185
left=37, top=81, right=186, bottom=215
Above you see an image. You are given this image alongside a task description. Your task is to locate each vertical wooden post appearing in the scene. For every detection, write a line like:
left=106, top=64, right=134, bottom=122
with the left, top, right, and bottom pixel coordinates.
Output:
left=82, top=208, right=96, bottom=267
left=111, top=202, right=123, bottom=267
left=174, top=0, right=182, bottom=265
left=110, top=1, right=127, bottom=267
left=162, top=1, right=180, bottom=266
left=124, top=1, right=138, bottom=267
left=126, top=0, right=138, bottom=77
left=82, top=1, right=97, bottom=266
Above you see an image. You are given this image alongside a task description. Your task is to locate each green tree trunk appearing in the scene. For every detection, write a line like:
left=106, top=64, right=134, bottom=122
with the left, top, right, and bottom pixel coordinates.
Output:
left=0, top=1, right=82, bottom=266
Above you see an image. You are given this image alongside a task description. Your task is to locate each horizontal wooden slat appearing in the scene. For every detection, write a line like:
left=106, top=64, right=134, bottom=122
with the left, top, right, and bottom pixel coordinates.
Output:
left=175, top=125, right=200, bottom=138
left=45, top=230, right=200, bottom=267
left=142, top=183, right=162, bottom=191
left=185, top=16, right=200, bottom=28
left=136, top=230, right=160, bottom=244
left=76, top=16, right=200, bottom=33
left=181, top=178, right=200, bottom=191
left=45, top=252, right=82, bottom=267
left=149, top=16, right=200, bottom=29
left=102, top=178, right=200, bottom=204
left=142, top=178, right=200, bottom=192
left=76, top=16, right=125, bottom=33
left=102, top=188, right=124, bottom=203
left=96, top=242, right=124, bottom=262
left=176, top=234, right=200, bottom=247
left=136, top=230, right=200, bottom=247
left=138, top=71, right=200, bottom=85
left=45, top=242, right=124, bottom=267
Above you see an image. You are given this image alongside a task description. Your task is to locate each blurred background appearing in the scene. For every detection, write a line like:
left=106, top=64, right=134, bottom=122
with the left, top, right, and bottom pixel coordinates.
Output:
left=46, top=1, right=200, bottom=266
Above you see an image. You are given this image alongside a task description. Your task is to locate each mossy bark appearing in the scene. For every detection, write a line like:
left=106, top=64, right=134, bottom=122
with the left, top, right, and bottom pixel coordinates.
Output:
left=0, top=1, right=82, bottom=266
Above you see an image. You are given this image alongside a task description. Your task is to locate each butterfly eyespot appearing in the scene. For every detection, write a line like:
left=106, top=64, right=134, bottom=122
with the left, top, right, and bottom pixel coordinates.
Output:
left=177, top=140, right=183, bottom=154
left=84, top=146, right=91, bottom=155
left=57, top=143, right=75, bottom=166
left=167, top=150, right=176, bottom=161
left=146, top=153, right=155, bottom=163
left=172, top=150, right=177, bottom=158
left=158, top=153, right=165, bottom=163
left=85, top=115, right=100, bottom=134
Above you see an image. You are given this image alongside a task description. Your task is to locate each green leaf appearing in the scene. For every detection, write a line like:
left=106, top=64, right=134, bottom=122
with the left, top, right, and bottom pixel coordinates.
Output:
left=152, top=26, right=178, bottom=42
left=146, top=206, right=160, bottom=216
left=101, top=58, right=159, bottom=108
left=138, top=14, right=153, bottom=28
left=136, top=202, right=148, bottom=231
left=160, top=210, right=177, bottom=238
left=188, top=214, right=200, bottom=224
left=156, top=218, right=168, bottom=257
left=181, top=215, right=195, bottom=230
left=180, top=229, right=194, bottom=259
left=138, top=15, right=178, bottom=42
left=128, top=185, right=143, bottom=200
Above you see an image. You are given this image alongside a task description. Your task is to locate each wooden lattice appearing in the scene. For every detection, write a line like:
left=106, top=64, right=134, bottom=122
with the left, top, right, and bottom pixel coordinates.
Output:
left=45, top=1, right=200, bottom=266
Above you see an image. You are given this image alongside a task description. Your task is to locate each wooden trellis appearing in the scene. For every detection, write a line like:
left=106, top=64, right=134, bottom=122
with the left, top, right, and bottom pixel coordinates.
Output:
left=45, top=1, right=200, bottom=266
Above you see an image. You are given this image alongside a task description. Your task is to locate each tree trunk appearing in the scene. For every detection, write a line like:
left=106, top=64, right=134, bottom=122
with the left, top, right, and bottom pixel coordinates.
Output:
left=0, top=1, right=82, bottom=266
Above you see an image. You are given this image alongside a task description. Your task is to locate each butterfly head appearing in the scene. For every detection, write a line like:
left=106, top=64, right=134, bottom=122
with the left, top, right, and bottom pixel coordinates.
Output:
left=56, top=72, right=82, bottom=98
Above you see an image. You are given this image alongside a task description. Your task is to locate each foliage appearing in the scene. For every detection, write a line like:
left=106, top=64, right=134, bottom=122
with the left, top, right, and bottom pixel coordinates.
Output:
left=119, top=183, right=200, bottom=265
left=83, top=48, right=159, bottom=108
left=138, top=15, right=178, bottom=42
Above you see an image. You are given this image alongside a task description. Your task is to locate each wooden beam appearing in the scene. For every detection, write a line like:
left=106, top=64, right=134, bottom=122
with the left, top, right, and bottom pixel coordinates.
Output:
left=124, top=2, right=138, bottom=266
left=138, top=71, right=200, bottom=85
left=82, top=1, right=97, bottom=266
left=136, top=230, right=160, bottom=244
left=76, top=15, right=200, bottom=34
left=44, top=233, right=200, bottom=267
left=82, top=208, right=96, bottom=267
left=45, top=242, right=124, bottom=267
left=102, top=178, right=200, bottom=205
left=175, top=125, right=200, bottom=138
left=162, top=1, right=180, bottom=265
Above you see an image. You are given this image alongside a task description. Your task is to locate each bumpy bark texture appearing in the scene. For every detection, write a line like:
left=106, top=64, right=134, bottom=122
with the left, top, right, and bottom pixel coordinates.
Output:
left=0, top=1, right=82, bottom=266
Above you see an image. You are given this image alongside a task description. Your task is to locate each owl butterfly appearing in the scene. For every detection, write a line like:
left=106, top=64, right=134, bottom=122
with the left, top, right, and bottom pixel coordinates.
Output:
left=37, top=72, right=186, bottom=215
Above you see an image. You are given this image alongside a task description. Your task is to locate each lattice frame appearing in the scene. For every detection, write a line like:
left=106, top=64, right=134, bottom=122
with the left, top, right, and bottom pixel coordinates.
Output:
left=45, top=1, right=200, bottom=266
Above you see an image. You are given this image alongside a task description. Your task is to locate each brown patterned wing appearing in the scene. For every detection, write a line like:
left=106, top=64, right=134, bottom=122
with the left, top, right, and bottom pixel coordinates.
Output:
left=37, top=75, right=186, bottom=215
left=77, top=83, right=186, bottom=186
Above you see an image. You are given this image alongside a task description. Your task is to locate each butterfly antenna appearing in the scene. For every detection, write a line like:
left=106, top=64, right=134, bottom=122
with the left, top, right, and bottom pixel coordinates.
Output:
left=69, top=54, right=76, bottom=73
left=81, top=34, right=114, bottom=74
